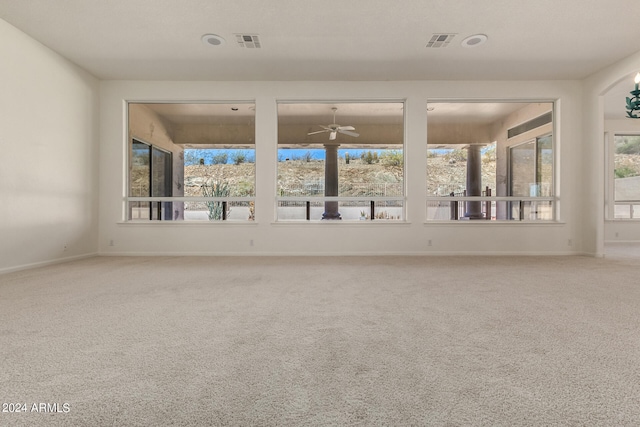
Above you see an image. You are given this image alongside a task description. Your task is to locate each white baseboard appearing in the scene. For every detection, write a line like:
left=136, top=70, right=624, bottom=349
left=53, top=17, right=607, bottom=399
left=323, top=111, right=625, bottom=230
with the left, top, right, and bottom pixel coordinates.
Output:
left=98, top=250, right=583, bottom=257
left=0, top=253, right=98, bottom=275
left=2, top=250, right=591, bottom=274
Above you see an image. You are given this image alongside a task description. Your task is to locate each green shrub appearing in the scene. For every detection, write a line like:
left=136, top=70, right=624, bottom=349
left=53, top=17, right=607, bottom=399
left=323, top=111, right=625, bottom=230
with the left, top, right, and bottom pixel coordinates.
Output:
left=444, top=149, right=467, bottom=162
left=380, top=150, right=403, bottom=166
left=183, top=150, right=200, bottom=166
left=212, top=152, right=228, bottom=165
left=234, top=181, right=255, bottom=197
left=361, top=151, right=379, bottom=164
left=231, top=150, right=247, bottom=165
left=616, top=137, right=640, bottom=155
left=615, top=166, right=639, bottom=179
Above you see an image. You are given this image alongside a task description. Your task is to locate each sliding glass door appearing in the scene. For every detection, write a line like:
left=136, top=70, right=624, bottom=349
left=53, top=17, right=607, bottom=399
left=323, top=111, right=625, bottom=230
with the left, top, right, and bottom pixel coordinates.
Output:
left=130, top=140, right=173, bottom=220
left=508, top=134, right=553, bottom=220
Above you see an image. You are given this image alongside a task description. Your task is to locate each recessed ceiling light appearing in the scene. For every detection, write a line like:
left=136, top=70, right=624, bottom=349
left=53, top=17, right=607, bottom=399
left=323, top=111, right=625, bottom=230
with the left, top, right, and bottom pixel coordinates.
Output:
left=201, top=34, right=226, bottom=47
left=461, top=34, right=488, bottom=48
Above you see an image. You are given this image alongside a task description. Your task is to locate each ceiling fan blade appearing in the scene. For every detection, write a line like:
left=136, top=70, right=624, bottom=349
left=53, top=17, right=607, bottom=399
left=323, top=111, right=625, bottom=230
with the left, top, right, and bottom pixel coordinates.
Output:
left=307, top=129, right=329, bottom=135
left=329, top=131, right=337, bottom=140
left=337, top=125, right=355, bottom=131
left=338, top=129, right=359, bottom=137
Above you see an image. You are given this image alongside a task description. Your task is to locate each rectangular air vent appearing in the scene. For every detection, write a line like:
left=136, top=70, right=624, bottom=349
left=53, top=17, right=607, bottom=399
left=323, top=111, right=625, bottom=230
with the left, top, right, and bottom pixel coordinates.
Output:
left=508, top=112, right=553, bottom=139
left=426, top=34, right=456, bottom=48
left=235, top=34, right=261, bottom=48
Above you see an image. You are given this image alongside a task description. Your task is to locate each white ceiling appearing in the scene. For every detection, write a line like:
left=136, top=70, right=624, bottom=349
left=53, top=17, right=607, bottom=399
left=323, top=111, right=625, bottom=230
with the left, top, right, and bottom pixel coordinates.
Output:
left=2, top=0, right=640, bottom=82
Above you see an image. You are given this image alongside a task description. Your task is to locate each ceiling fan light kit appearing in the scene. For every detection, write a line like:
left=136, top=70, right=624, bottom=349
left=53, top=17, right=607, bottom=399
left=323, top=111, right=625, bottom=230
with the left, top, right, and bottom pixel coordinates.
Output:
left=307, top=107, right=360, bottom=140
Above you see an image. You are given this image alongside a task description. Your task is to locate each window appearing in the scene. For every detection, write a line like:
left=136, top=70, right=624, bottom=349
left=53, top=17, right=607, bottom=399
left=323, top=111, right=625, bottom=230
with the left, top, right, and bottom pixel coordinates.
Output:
left=127, top=102, right=255, bottom=221
left=276, top=102, right=404, bottom=221
left=426, top=101, right=555, bottom=221
left=611, top=134, right=640, bottom=219
left=182, top=147, right=255, bottom=220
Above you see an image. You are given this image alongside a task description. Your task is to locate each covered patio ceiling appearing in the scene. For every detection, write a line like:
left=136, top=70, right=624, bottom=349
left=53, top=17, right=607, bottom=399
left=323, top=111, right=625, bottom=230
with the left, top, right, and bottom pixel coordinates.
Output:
left=136, top=101, right=542, bottom=148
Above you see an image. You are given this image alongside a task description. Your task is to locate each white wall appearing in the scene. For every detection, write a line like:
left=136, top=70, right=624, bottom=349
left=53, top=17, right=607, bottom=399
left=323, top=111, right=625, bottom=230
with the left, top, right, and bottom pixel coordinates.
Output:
left=1, top=18, right=638, bottom=266
left=99, top=80, right=583, bottom=256
left=0, top=19, right=100, bottom=273
left=583, top=49, right=640, bottom=255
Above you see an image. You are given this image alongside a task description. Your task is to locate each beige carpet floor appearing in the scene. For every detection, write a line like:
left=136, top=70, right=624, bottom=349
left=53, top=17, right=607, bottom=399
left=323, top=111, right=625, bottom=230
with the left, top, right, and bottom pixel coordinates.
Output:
left=1, top=255, right=640, bottom=426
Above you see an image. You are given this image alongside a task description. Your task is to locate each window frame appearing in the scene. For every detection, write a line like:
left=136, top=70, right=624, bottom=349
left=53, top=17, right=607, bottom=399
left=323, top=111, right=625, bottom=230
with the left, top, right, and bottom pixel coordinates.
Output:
left=425, top=99, right=557, bottom=223
left=125, top=100, right=257, bottom=223
left=275, top=100, right=407, bottom=222
left=607, top=132, right=640, bottom=221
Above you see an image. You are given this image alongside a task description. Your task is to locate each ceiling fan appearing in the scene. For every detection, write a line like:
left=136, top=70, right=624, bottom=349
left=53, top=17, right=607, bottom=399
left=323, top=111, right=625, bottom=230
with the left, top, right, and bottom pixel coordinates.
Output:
left=307, top=107, right=360, bottom=141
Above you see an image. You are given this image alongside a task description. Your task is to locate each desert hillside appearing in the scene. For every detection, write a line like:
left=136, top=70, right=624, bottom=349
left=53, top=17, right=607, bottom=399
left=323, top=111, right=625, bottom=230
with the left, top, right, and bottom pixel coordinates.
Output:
left=183, top=155, right=497, bottom=197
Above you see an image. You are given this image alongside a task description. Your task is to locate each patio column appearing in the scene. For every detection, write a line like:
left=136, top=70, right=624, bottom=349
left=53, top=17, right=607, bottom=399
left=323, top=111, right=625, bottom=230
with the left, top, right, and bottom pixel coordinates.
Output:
left=322, top=143, right=341, bottom=220
left=464, top=144, right=484, bottom=219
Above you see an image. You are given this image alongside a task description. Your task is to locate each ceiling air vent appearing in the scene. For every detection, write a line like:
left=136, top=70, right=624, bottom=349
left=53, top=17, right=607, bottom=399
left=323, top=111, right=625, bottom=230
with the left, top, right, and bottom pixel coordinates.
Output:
left=235, top=34, right=261, bottom=48
left=426, top=34, right=456, bottom=48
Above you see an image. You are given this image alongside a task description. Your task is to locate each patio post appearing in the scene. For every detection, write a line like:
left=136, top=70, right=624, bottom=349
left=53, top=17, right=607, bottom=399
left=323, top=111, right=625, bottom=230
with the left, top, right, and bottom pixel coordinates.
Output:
left=322, top=143, right=341, bottom=219
left=464, top=144, right=484, bottom=219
